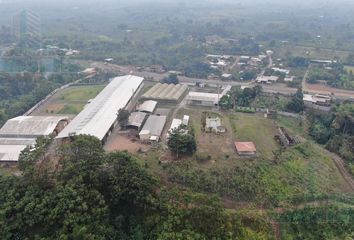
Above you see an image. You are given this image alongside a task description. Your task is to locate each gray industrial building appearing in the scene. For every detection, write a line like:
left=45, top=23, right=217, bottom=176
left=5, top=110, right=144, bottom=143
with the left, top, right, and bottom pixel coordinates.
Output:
left=57, top=75, right=144, bottom=143
left=141, top=83, right=188, bottom=103
left=0, top=116, right=68, bottom=162
left=126, top=112, right=147, bottom=130
left=139, top=115, right=167, bottom=142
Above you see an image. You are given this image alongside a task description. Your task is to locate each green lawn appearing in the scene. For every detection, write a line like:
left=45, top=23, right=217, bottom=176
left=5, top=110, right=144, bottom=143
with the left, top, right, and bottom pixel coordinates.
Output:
left=59, top=85, right=105, bottom=102
left=276, top=115, right=307, bottom=136
left=229, top=113, right=279, bottom=159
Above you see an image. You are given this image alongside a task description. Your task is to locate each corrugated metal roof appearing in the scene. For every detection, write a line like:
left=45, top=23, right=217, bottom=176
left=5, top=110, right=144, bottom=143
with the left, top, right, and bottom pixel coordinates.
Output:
left=57, top=75, right=144, bottom=140
left=137, top=100, right=157, bottom=113
left=234, top=142, right=257, bottom=152
left=142, top=83, right=188, bottom=101
left=0, top=116, right=68, bottom=137
left=187, top=92, right=220, bottom=103
left=140, top=115, right=167, bottom=137
left=169, top=119, right=182, bottom=132
left=0, top=138, right=36, bottom=146
left=127, top=112, right=147, bottom=128
left=0, top=145, right=28, bottom=162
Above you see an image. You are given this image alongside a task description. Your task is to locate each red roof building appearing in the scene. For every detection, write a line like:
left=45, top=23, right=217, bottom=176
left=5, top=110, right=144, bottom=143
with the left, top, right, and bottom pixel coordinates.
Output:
left=234, top=142, right=257, bottom=156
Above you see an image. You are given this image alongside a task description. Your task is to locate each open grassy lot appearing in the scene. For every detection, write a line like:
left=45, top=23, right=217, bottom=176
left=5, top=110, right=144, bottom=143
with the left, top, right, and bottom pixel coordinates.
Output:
left=344, top=65, right=354, bottom=73
left=276, top=115, right=307, bottom=137
left=176, top=108, right=237, bottom=162
left=229, top=113, right=279, bottom=159
left=133, top=107, right=352, bottom=206
left=31, top=85, right=106, bottom=116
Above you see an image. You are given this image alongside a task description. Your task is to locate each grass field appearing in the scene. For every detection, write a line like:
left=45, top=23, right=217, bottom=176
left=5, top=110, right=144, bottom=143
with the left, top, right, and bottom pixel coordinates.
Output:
left=135, top=107, right=351, bottom=205
left=230, top=113, right=279, bottom=159
left=31, top=85, right=106, bottom=116
left=344, top=65, right=354, bottom=73
left=276, top=115, right=307, bottom=136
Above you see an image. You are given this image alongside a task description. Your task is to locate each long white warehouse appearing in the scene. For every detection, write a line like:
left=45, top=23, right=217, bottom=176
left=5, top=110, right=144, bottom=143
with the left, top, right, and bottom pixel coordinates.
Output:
left=57, top=75, right=144, bottom=142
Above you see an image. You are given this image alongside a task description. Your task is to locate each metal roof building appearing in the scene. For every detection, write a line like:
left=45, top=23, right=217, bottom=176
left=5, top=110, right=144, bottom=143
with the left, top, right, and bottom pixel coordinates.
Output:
left=187, top=92, right=220, bottom=106
left=139, top=115, right=167, bottom=142
left=57, top=75, right=144, bottom=142
left=186, top=85, right=231, bottom=107
left=137, top=100, right=157, bottom=113
left=234, top=142, right=257, bottom=156
left=127, top=112, right=147, bottom=130
left=141, top=83, right=188, bottom=102
left=166, top=118, right=183, bottom=139
left=0, top=116, right=68, bottom=162
left=0, top=116, right=68, bottom=138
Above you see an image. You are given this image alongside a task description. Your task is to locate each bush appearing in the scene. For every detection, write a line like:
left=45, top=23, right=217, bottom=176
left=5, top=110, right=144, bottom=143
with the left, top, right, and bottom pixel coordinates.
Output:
left=195, top=152, right=211, bottom=163
left=236, top=107, right=256, bottom=113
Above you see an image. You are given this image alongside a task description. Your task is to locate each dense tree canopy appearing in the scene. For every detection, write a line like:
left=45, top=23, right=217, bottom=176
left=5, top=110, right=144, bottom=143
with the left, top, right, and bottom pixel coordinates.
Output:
left=0, top=135, right=273, bottom=239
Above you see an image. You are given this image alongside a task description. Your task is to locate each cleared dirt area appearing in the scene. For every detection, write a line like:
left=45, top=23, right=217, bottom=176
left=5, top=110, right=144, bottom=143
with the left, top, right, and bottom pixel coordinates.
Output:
left=305, top=82, right=354, bottom=98
left=104, top=129, right=151, bottom=153
left=176, top=108, right=236, bottom=159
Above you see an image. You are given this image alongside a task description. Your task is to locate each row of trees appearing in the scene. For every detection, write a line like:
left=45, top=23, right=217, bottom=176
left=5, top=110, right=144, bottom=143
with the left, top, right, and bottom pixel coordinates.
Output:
left=0, top=70, right=79, bottom=127
left=307, top=63, right=354, bottom=89
left=219, top=85, right=263, bottom=109
left=308, top=103, right=354, bottom=174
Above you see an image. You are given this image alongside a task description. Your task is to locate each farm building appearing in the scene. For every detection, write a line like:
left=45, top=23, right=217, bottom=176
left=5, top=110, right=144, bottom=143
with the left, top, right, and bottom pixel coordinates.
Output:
left=141, top=83, right=188, bottom=103
left=57, top=75, right=144, bottom=143
left=303, top=94, right=331, bottom=106
left=272, top=67, right=290, bottom=75
left=139, top=115, right=167, bottom=142
left=0, top=116, right=68, bottom=162
left=221, top=73, right=232, bottom=80
left=126, top=112, right=147, bottom=130
left=136, top=100, right=157, bottom=113
left=187, top=92, right=220, bottom=106
left=256, top=75, right=279, bottom=84
left=166, top=119, right=183, bottom=138
left=182, top=115, right=190, bottom=125
left=234, top=142, right=257, bottom=156
left=187, top=85, right=231, bottom=107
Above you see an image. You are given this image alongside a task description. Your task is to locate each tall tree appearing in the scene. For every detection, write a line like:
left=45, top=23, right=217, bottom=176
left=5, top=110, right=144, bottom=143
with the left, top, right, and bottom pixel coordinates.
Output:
left=117, top=109, right=130, bottom=129
left=168, top=128, right=197, bottom=159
